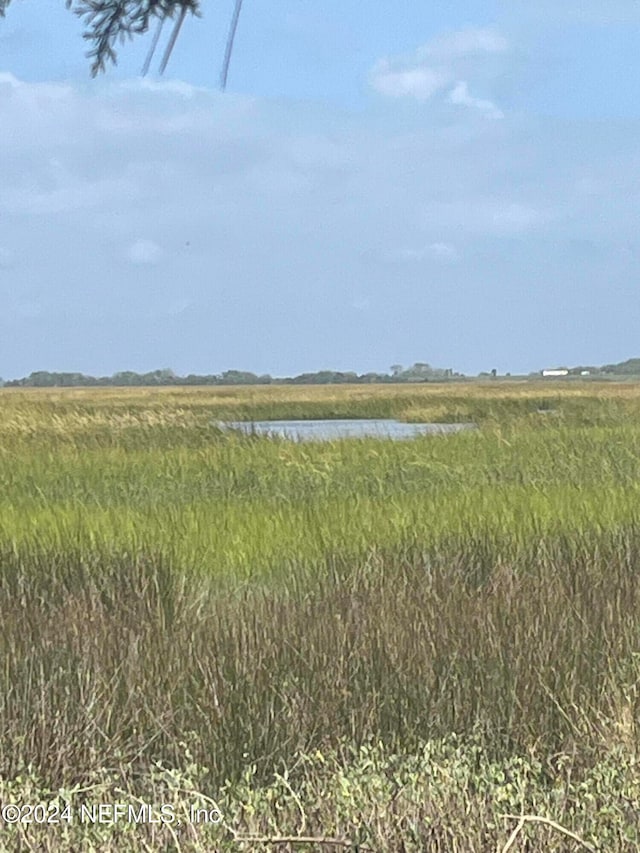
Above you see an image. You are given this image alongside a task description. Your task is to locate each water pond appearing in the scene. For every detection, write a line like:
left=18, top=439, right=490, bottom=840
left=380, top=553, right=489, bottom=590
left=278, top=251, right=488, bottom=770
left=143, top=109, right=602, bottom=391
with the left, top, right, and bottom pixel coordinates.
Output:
left=216, top=419, right=478, bottom=442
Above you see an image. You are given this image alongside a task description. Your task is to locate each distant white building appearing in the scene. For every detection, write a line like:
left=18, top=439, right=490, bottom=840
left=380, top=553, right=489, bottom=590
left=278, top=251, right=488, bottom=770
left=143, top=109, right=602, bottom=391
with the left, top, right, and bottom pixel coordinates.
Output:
left=542, top=369, right=569, bottom=377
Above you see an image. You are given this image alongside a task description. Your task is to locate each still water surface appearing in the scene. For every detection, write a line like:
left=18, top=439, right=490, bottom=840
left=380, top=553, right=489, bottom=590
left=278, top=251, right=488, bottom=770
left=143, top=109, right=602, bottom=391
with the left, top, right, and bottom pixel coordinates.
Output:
left=219, top=419, right=477, bottom=442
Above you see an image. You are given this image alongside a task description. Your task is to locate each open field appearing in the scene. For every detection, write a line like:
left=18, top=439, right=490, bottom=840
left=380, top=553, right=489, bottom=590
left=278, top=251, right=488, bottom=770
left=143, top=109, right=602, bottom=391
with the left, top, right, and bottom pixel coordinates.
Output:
left=1, top=383, right=640, bottom=850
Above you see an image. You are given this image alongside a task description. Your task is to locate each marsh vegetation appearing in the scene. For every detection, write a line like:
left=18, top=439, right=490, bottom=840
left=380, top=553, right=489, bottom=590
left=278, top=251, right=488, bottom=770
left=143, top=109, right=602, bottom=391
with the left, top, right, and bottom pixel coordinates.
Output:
left=1, top=383, right=639, bottom=850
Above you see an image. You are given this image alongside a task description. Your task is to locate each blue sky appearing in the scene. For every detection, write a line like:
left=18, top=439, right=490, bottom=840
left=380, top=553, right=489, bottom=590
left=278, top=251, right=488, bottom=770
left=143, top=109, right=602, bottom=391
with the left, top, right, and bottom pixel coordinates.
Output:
left=1, top=1, right=640, bottom=379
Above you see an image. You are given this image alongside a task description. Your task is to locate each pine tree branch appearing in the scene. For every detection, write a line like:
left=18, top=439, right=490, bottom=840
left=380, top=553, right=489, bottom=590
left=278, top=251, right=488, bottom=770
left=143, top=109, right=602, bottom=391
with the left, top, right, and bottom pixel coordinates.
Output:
left=69, top=1, right=200, bottom=76
left=0, top=1, right=244, bottom=88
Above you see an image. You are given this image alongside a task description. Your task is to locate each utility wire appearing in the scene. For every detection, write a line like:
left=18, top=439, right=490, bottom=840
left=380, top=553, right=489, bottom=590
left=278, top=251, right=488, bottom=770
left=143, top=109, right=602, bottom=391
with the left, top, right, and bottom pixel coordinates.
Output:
left=141, top=14, right=165, bottom=76
left=220, top=0, right=244, bottom=91
left=140, top=0, right=243, bottom=88
left=159, top=2, right=188, bottom=74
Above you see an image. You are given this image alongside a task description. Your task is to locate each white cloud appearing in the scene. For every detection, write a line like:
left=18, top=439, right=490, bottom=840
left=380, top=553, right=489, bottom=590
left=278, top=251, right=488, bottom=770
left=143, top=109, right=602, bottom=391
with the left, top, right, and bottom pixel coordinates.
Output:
left=0, top=247, right=14, bottom=269
left=427, top=242, right=458, bottom=260
left=418, top=200, right=556, bottom=238
left=370, top=26, right=507, bottom=113
left=490, top=202, right=547, bottom=233
left=574, top=176, right=608, bottom=196
left=0, top=176, right=136, bottom=216
left=120, top=78, right=201, bottom=99
left=423, top=27, right=508, bottom=61
left=0, top=71, right=72, bottom=101
left=393, top=243, right=459, bottom=262
left=448, top=81, right=503, bottom=119
left=127, top=239, right=164, bottom=265
left=158, top=297, right=192, bottom=316
left=14, top=300, right=43, bottom=319
left=370, top=61, right=450, bottom=100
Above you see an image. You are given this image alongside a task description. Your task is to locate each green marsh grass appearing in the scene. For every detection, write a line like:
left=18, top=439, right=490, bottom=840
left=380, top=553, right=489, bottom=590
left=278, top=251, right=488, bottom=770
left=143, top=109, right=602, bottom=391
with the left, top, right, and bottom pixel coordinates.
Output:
left=1, top=383, right=640, bottom=849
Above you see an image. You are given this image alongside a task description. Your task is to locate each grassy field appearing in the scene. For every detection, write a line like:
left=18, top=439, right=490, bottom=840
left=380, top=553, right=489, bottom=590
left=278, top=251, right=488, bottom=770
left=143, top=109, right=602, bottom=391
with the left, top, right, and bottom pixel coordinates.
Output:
left=1, top=382, right=640, bottom=851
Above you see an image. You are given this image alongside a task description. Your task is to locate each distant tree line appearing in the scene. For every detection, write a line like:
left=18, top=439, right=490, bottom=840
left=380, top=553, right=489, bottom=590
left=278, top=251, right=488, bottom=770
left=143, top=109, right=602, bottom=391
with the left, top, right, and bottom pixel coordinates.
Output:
left=559, top=359, right=640, bottom=377
left=1, top=364, right=464, bottom=388
left=596, top=358, right=640, bottom=375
